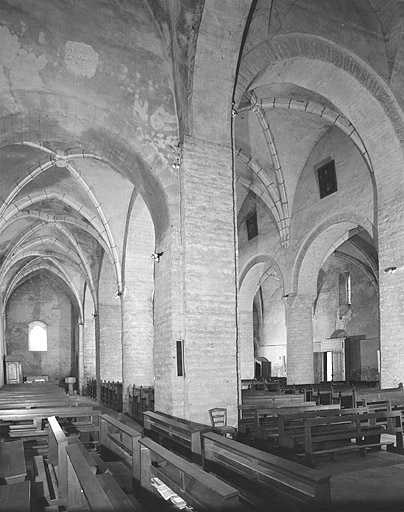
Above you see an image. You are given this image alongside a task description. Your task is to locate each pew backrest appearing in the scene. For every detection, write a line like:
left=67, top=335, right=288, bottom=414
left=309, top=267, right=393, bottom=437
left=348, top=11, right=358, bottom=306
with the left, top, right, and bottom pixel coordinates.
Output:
left=138, top=436, right=242, bottom=511
left=100, top=414, right=142, bottom=481
left=143, top=411, right=203, bottom=462
left=66, top=443, right=134, bottom=512
left=202, top=431, right=331, bottom=505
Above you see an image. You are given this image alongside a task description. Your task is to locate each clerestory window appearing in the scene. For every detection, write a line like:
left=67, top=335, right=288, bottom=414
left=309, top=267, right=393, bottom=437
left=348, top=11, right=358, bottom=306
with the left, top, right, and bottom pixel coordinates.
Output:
left=28, top=321, right=47, bottom=351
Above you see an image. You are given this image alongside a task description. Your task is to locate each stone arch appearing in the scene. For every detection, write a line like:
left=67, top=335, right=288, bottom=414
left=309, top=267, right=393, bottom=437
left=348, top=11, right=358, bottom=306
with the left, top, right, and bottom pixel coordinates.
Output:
left=0, top=96, right=172, bottom=240
left=239, top=254, right=284, bottom=380
left=190, top=0, right=254, bottom=144
left=292, top=212, right=374, bottom=298
left=235, top=33, right=404, bottom=194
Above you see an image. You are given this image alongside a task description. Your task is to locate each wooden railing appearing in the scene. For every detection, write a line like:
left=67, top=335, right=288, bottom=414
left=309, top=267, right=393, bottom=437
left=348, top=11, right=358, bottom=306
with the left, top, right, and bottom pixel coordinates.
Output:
left=86, top=378, right=123, bottom=412
left=86, top=378, right=97, bottom=400
left=127, top=385, right=154, bottom=422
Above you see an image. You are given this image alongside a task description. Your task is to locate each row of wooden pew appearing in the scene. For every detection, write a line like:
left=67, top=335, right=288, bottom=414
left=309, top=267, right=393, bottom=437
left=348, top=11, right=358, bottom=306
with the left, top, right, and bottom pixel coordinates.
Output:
left=4, top=407, right=400, bottom=511
left=242, top=382, right=404, bottom=409
left=28, top=409, right=334, bottom=511
left=239, top=385, right=404, bottom=450
left=0, top=382, right=104, bottom=512
left=140, top=410, right=332, bottom=510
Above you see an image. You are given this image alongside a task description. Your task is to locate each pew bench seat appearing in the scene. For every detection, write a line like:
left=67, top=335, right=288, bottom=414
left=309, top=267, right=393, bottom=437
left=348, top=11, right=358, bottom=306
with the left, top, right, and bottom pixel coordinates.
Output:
left=66, top=443, right=139, bottom=512
left=138, top=436, right=243, bottom=511
left=0, top=438, right=26, bottom=484
left=202, top=432, right=331, bottom=506
left=0, top=407, right=100, bottom=441
left=0, top=480, right=30, bottom=512
left=143, top=411, right=204, bottom=463
left=298, top=411, right=403, bottom=465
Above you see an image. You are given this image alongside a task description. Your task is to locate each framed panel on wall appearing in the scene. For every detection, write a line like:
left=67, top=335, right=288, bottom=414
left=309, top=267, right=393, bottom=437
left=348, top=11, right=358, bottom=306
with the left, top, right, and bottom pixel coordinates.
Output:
left=316, top=159, right=337, bottom=199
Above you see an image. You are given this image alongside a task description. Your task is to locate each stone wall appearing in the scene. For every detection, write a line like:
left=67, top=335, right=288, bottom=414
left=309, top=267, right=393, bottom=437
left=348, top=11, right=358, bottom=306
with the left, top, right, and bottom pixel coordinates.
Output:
left=5, top=272, right=73, bottom=382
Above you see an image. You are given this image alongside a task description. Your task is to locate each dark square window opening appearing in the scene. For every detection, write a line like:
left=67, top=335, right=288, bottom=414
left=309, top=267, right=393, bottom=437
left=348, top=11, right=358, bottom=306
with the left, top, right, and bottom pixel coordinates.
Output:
left=317, top=160, right=337, bottom=199
left=246, top=211, right=258, bottom=240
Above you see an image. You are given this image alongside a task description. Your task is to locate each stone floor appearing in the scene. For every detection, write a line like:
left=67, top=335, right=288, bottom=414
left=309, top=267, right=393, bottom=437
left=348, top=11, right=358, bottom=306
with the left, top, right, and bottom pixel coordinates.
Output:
left=307, top=439, right=404, bottom=512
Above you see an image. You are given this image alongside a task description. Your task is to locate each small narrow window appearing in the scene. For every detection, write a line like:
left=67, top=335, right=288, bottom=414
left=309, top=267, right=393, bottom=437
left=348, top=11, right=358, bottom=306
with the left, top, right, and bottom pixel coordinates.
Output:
left=316, top=159, right=337, bottom=199
left=346, top=274, right=352, bottom=305
left=246, top=211, right=258, bottom=240
left=339, top=272, right=351, bottom=306
left=29, top=321, right=47, bottom=351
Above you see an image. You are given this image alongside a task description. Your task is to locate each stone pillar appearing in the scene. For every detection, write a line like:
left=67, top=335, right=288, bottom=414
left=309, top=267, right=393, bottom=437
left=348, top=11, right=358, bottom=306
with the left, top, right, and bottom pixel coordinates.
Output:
left=121, top=195, right=155, bottom=413
left=238, top=308, right=255, bottom=380
left=77, top=322, right=84, bottom=394
left=378, top=188, right=404, bottom=388
left=154, top=135, right=239, bottom=426
left=285, top=294, right=315, bottom=384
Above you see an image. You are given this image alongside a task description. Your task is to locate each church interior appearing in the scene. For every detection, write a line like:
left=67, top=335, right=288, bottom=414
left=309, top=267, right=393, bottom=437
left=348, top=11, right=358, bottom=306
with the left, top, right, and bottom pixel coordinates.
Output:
left=1, top=1, right=404, bottom=511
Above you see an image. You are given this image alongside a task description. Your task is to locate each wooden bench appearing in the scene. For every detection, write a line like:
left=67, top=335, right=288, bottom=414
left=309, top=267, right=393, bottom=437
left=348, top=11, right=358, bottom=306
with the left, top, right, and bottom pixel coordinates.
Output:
left=138, top=436, right=243, bottom=511
left=0, top=480, right=30, bottom=512
left=278, top=407, right=366, bottom=450
left=99, top=414, right=142, bottom=482
left=143, top=411, right=207, bottom=463
left=34, top=416, right=100, bottom=506
left=65, top=443, right=140, bottom=511
left=0, top=382, right=76, bottom=409
left=0, top=438, right=26, bottom=484
left=202, top=432, right=331, bottom=507
left=0, top=406, right=100, bottom=441
left=353, top=384, right=404, bottom=409
left=254, top=403, right=341, bottom=445
left=240, top=392, right=306, bottom=411
left=296, top=411, right=402, bottom=466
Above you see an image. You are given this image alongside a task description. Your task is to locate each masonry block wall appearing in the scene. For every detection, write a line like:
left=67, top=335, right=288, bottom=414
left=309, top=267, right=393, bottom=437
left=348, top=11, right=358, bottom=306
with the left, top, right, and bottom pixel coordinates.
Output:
left=178, top=137, right=239, bottom=426
left=313, top=257, right=379, bottom=342
left=5, top=272, right=72, bottom=382
left=98, top=260, right=122, bottom=381
left=83, top=287, right=96, bottom=382
left=122, top=195, right=155, bottom=409
left=259, top=286, right=287, bottom=377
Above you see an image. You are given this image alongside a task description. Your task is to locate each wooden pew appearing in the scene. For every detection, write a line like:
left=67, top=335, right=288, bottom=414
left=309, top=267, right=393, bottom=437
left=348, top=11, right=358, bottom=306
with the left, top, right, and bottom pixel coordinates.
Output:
left=99, top=414, right=142, bottom=482
left=47, top=416, right=100, bottom=501
left=0, top=406, right=100, bottom=441
left=254, top=403, right=341, bottom=448
left=138, top=436, right=243, bottom=511
left=65, top=443, right=139, bottom=511
left=0, top=395, right=76, bottom=409
left=353, top=384, right=404, bottom=409
left=0, top=438, right=26, bottom=484
left=143, top=411, right=207, bottom=463
left=290, top=411, right=402, bottom=466
left=0, top=480, right=31, bottom=512
left=202, top=432, right=331, bottom=508
left=277, top=407, right=366, bottom=450
left=241, top=392, right=306, bottom=410
left=35, top=416, right=99, bottom=506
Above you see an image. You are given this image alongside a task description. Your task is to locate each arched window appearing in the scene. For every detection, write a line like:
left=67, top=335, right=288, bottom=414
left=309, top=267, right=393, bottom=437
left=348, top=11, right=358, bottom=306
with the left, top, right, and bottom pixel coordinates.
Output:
left=28, top=321, right=47, bottom=351
left=339, top=272, right=351, bottom=306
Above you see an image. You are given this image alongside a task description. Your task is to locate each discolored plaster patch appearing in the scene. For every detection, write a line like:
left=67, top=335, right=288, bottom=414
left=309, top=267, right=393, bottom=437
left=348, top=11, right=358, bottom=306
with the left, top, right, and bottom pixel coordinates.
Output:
left=133, top=92, right=149, bottom=122
left=64, top=41, right=99, bottom=78
left=0, top=24, right=47, bottom=111
left=150, top=105, right=177, bottom=132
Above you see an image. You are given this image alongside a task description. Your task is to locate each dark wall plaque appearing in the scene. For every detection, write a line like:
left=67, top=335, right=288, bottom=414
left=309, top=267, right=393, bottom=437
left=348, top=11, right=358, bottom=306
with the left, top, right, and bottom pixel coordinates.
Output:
left=317, top=160, right=337, bottom=199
